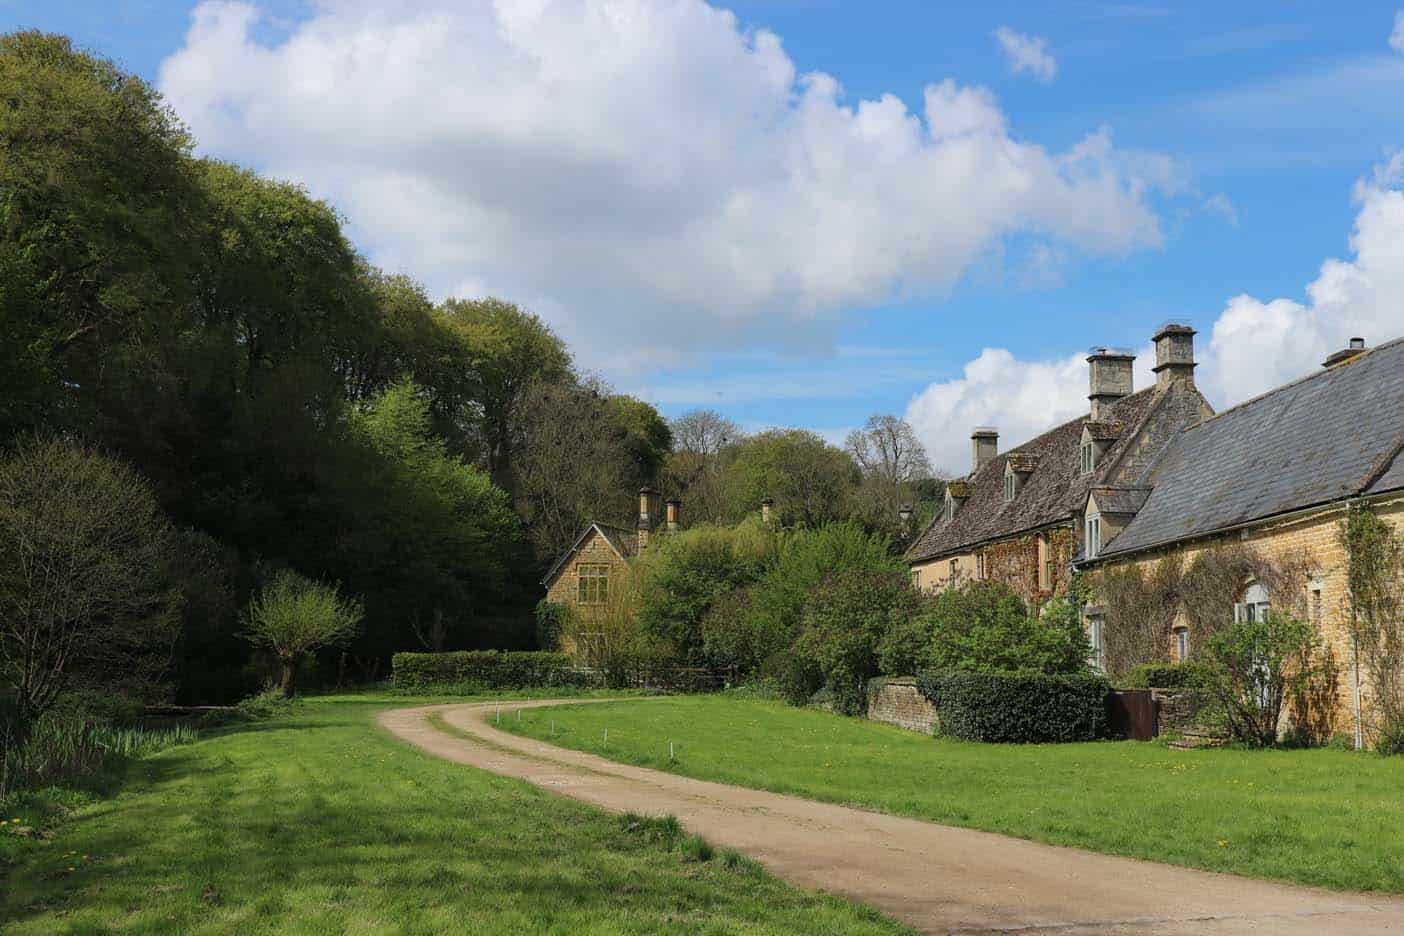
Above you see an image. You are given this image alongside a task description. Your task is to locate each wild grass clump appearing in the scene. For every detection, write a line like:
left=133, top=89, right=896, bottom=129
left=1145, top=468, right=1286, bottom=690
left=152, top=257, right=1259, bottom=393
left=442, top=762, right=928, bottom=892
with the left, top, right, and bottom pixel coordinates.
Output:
left=1, top=715, right=196, bottom=801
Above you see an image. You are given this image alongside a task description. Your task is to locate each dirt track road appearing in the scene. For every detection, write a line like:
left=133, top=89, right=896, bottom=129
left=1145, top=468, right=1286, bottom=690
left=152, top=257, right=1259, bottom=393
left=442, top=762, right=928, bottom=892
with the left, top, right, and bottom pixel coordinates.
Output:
left=379, top=699, right=1404, bottom=935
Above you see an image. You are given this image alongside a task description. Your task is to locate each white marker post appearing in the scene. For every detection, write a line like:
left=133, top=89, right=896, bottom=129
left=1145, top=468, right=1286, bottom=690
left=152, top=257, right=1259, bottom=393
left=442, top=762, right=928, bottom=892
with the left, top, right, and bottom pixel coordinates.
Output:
left=604, top=728, right=608, bottom=748
left=669, top=741, right=675, bottom=761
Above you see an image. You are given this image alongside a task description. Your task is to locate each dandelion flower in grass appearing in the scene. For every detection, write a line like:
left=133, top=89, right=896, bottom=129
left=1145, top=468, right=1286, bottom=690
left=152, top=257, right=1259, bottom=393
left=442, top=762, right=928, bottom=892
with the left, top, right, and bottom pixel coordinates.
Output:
left=1217, top=840, right=1229, bottom=848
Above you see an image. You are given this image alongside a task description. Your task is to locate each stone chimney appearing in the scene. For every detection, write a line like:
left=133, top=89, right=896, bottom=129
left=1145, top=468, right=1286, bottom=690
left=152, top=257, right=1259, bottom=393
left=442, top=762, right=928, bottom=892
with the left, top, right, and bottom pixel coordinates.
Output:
left=665, top=498, right=681, bottom=532
left=1087, top=347, right=1135, bottom=420
left=971, top=428, right=999, bottom=473
left=1152, top=322, right=1197, bottom=390
left=760, top=497, right=774, bottom=525
left=637, top=487, right=662, bottom=553
left=1322, top=337, right=1368, bottom=368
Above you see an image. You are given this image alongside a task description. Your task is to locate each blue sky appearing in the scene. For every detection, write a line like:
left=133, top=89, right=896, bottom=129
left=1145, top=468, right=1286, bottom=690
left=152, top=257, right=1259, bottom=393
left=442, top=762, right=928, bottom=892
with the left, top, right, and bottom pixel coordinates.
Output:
left=10, top=1, right=1404, bottom=471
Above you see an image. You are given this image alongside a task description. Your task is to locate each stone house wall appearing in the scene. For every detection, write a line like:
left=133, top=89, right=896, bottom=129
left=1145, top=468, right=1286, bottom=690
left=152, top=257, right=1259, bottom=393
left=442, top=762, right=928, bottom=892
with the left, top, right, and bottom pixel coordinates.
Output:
left=544, top=529, right=631, bottom=614
left=865, top=677, right=938, bottom=734
left=1090, top=494, right=1404, bottom=737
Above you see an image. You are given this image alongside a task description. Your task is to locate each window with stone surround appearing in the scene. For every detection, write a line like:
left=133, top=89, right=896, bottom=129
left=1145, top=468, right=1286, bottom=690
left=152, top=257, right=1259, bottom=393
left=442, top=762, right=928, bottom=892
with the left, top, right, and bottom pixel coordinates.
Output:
left=1080, top=441, right=1094, bottom=475
left=1085, top=515, right=1101, bottom=559
left=577, top=564, right=609, bottom=604
left=1175, top=627, right=1190, bottom=662
left=1087, top=614, right=1106, bottom=672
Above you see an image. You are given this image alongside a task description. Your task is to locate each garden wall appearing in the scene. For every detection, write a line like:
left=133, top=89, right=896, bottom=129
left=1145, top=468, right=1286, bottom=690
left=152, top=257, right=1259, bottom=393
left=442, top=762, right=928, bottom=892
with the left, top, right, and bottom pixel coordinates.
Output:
left=865, top=677, right=937, bottom=734
left=1152, top=688, right=1207, bottom=734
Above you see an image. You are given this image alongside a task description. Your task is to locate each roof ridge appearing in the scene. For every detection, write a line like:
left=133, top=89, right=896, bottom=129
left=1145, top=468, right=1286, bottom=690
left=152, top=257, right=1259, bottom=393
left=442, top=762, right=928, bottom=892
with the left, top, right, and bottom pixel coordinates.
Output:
left=1000, top=385, right=1156, bottom=457
left=1187, top=334, right=1404, bottom=433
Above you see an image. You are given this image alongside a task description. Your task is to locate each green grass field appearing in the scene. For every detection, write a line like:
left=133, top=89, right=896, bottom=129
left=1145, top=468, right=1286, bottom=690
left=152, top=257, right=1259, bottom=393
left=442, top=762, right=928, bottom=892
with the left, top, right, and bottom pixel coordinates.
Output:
left=0, top=693, right=908, bottom=935
left=504, top=695, right=1404, bottom=893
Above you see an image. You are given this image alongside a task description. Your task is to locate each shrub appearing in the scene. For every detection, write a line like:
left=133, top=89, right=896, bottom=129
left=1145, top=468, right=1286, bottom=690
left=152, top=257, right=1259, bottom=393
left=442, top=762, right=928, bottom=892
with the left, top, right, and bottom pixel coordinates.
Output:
left=701, top=522, right=901, bottom=677
left=766, top=652, right=825, bottom=707
left=1202, top=612, right=1331, bottom=747
left=916, top=671, right=1110, bottom=743
left=534, top=600, right=569, bottom=651
left=391, top=651, right=587, bottom=691
left=1120, top=662, right=1215, bottom=690
left=795, top=570, right=922, bottom=715
left=636, top=519, right=779, bottom=663
left=879, top=580, right=1088, bottom=677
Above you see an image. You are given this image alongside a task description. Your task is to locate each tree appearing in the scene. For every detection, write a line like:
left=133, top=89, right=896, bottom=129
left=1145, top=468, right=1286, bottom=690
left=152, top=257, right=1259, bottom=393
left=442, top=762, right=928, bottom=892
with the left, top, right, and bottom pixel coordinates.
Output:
left=606, top=395, right=673, bottom=484
left=0, top=436, right=180, bottom=730
left=795, top=570, right=922, bottom=715
left=704, top=523, right=901, bottom=675
left=243, top=570, right=363, bottom=697
left=665, top=410, right=742, bottom=526
left=0, top=31, right=200, bottom=437
left=723, top=429, right=859, bottom=528
left=512, top=380, right=641, bottom=561
left=845, top=415, right=935, bottom=541
left=1202, top=612, right=1328, bottom=747
left=437, top=298, right=573, bottom=486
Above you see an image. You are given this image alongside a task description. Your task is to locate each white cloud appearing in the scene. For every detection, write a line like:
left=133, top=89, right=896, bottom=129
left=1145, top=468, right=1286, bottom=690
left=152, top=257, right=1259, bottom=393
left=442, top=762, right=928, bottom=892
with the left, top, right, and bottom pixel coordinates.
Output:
left=1202, top=193, right=1238, bottom=225
left=905, top=160, right=1404, bottom=473
left=1391, top=10, right=1404, bottom=52
left=993, top=27, right=1058, bottom=82
left=159, top=1, right=1167, bottom=373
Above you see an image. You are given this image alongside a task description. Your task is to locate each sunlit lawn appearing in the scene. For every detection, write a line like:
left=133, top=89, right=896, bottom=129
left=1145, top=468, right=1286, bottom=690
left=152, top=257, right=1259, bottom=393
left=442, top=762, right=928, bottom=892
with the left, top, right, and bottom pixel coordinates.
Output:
left=0, top=692, right=908, bottom=935
left=504, top=694, right=1404, bottom=893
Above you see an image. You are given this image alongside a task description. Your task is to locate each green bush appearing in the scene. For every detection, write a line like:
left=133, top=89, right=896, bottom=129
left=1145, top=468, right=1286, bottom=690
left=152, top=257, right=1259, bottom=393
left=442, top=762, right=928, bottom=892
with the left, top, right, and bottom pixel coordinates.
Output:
left=916, top=671, right=1110, bottom=743
left=391, top=651, right=588, bottom=691
left=636, top=519, right=779, bottom=663
left=880, top=580, right=1089, bottom=677
left=1203, top=612, right=1328, bottom=747
left=534, top=600, right=569, bottom=651
left=795, top=570, right=922, bottom=715
left=1120, top=662, right=1214, bottom=690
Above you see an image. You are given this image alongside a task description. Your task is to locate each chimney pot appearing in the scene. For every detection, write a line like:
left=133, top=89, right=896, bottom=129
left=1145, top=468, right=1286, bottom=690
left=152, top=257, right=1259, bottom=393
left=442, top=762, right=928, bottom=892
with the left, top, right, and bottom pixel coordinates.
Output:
left=1152, top=321, right=1197, bottom=390
left=665, top=498, right=680, bottom=532
left=1350, top=336, right=1366, bottom=350
left=971, top=428, right=999, bottom=473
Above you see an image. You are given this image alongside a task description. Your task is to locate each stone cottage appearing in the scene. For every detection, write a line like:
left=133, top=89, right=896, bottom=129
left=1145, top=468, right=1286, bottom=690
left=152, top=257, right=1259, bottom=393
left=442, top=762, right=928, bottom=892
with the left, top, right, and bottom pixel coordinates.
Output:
left=1077, top=335, right=1404, bottom=740
left=541, top=487, right=679, bottom=612
left=905, top=324, right=1214, bottom=609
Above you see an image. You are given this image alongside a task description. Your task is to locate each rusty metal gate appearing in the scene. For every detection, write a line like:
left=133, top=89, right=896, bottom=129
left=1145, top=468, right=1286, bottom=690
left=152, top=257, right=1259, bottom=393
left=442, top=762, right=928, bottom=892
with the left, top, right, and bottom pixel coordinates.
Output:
left=1106, top=689, right=1156, bottom=741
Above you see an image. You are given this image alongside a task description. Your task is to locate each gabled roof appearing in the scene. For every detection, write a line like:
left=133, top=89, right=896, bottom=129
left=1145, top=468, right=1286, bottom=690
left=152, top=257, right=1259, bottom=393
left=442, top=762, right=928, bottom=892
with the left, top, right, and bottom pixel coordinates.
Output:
left=1089, top=486, right=1152, bottom=515
left=1098, top=337, right=1404, bottom=559
left=906, top=387, right=1160, bottom=563
left=541, top=522, right=636, bottom=586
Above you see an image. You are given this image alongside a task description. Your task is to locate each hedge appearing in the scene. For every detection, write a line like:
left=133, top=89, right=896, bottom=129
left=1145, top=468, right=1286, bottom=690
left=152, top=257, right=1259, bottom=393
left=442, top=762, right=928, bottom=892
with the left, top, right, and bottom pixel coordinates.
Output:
left=1119, top=661, right=1214, bottom=690
left=915, top=671, right=1110, bottom=743
left=391, top=651, right=590, bottom=691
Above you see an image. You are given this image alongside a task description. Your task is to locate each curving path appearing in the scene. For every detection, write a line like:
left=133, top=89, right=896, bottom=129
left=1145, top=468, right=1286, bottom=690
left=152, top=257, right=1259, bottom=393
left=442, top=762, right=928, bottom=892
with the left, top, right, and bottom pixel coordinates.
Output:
left=379, top=699, right=1404, bottom=935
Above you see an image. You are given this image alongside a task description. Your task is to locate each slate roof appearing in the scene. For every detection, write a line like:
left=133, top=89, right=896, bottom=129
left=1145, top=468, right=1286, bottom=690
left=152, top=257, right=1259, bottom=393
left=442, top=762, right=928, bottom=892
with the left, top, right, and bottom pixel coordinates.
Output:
left=1090, top=487, right=1152, bottom=515
left=541, top=522, right=637, bottom=585
left=906, top=387, right=1160, bottom=563
left=1098, top=337, right=1404, bottom=559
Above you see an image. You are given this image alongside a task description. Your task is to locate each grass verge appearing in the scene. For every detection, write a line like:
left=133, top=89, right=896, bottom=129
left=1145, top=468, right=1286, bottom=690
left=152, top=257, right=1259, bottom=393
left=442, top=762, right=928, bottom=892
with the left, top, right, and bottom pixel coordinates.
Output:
left=503, top=695, right=1404, bottom=893
left=1, top=692, right=908, bottom=934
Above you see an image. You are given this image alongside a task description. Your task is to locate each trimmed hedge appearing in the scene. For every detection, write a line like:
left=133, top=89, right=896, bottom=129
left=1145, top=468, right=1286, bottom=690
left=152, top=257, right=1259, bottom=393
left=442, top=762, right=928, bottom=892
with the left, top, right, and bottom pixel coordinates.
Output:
left=392, top=651, right=590, bottom=691
left=1120, top=661, right=1214, bottom=690
left=915, top=671, right=1110, bottom=743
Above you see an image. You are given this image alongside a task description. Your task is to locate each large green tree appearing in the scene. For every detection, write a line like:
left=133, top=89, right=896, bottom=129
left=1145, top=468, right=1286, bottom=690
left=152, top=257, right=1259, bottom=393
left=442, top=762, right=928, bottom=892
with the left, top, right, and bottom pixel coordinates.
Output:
left=722, top=429, right=859, bottom=528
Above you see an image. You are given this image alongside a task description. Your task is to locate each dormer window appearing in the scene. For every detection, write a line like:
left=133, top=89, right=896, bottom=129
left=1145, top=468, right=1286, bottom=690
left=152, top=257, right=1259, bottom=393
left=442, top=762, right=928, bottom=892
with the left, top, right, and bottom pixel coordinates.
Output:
left=1003, top=454, right=1037, bottom=502
left=1085, top=515, right=1101, bottom=559
left=1080, top=441, right=1094, bottom=475
left=1004, top=472, right=1015, bottom=502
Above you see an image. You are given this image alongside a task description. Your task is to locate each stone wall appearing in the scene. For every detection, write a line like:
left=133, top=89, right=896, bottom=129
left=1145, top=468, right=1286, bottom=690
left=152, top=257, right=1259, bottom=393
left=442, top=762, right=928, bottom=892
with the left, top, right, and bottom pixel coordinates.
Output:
left=1151, top=689, right=1207, bottom=734
left=866, top=677, right=938, bottom=734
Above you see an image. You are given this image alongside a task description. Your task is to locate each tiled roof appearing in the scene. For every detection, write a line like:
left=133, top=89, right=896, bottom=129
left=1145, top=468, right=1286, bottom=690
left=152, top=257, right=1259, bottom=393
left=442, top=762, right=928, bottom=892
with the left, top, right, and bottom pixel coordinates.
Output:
left=1084, top=421, right=1123, bottom=441
left=906, top=388, right=1160, bottom=563
left=1098, top=337, right=1404, bottom=559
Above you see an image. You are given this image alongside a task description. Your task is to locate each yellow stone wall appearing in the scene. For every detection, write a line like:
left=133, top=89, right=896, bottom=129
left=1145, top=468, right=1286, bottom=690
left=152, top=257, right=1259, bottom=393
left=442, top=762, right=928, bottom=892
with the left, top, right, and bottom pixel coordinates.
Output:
left=1091, top=493, right=1404, bottom=736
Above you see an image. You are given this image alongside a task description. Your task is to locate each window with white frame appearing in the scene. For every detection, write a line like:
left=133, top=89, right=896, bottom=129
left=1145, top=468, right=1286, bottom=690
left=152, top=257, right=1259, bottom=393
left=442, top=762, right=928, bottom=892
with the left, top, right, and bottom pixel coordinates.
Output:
left=1085, top=515, right=1101, bottom=559
left=1175, top=627, right=1190, bottom=662
left=1080, top=441, right=1094, bottom=475
left=1004, top=471, right=1015, bottom=502
left=1234, top=582, right=1271, bottom=623
left=911, top=568, right=921, bottom=590
left=1087, top=614, right=1106, bottom=672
